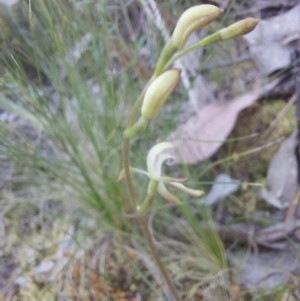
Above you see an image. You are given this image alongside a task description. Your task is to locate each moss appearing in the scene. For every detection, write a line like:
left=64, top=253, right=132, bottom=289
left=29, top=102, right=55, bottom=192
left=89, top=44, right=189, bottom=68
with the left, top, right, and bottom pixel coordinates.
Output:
left=214, top=99, right=296, bottom=182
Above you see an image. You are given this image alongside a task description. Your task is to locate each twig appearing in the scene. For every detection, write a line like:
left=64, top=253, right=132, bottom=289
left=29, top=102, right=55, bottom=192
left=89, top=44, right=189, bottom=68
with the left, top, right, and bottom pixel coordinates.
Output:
left=257, top=219, right=300, bottom=243
left=199, top=137, right=284, bottom=177
left=285, top=189, right=300, bottom=221
left=294, top=50, right=300, bottom=143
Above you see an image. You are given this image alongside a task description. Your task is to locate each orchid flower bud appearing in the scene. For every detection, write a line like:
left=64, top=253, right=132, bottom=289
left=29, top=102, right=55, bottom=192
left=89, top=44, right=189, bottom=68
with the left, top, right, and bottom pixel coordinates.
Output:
left=219, top=18, right=260, bottom=40
left=124, top=69, right=181, bottom=138
left=172, top=5, right=223, bottom=50
left=141, top=69, right=181, bottom=120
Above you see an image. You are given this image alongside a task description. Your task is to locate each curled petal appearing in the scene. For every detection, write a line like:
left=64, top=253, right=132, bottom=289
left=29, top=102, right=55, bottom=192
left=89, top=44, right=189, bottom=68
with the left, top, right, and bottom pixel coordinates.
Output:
left=147, top=142, right=175, bottom=179
left=157, top=182, right=181, bottom=205
left=170, top=182, right=204, bottom=197
left=117, top=167, right=149, bottom=182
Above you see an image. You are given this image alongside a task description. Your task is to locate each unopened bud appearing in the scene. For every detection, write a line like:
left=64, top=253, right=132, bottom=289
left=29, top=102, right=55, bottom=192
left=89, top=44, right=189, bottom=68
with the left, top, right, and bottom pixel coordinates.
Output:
left=141, top=69, right=181, bottom=120
left=219, top=18, right=260, bottom=40
left=172, top=5, right=223, bottom=49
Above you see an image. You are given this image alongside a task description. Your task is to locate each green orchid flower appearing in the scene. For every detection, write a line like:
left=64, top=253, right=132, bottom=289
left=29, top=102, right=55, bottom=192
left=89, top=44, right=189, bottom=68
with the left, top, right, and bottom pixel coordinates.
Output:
left=119, top=142, right=204, bottom=213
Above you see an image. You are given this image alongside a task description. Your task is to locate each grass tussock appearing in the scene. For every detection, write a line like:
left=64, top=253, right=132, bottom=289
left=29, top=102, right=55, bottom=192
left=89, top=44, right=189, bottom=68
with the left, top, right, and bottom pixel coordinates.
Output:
left=0, top=0, right=139, bottom=228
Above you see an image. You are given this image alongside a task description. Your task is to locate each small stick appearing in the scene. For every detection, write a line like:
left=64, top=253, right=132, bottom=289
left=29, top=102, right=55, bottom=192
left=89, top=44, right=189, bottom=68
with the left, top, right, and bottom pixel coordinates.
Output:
left=285, top=189, right=300, bottom=221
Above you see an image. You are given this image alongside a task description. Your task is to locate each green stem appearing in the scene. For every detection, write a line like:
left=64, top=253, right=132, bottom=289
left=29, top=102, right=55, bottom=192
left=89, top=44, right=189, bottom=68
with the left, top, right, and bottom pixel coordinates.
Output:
left=124, top=117, right=148, bottom=138
left=122, top=76, right=181, bottom=301
left=155, top=40, right=177, bottom=76
left=123, top=137, right=139, bottom=208
left=139, top=215, right=181, bottom=301
left=137, top=181, right=158, bottom=214
left=126, top=76, right=155, bottom=128
left=163, top=32, right=221, bottom=71
left=122, top=77, right=155, bottom=208
left=137, top=192, right=155, bottom=215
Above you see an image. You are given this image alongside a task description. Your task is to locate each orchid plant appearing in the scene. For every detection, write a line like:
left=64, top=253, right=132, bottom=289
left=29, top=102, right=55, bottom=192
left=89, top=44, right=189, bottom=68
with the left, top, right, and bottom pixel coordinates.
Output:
left=120, top=5, right=259, bottom=301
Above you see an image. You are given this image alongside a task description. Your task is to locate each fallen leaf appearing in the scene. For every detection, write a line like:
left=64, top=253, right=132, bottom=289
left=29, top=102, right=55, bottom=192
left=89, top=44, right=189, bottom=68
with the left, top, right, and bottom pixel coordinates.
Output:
left=197, top=174, right=241, bottom=206
left=257, top=219, right=300, bottom=243
left=244, top=4, right=300, bottom=75
left=167, top=80, right=279, bottom=164
left=259, top=131, right=298, bottom=209
left=258, top=189, right=286, bottom=209
left=230, top=248, right=300, bottom=289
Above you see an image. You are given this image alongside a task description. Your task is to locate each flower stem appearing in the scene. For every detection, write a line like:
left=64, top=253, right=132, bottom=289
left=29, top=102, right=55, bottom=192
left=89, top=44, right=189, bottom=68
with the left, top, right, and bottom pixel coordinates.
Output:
left=123, top=137, right=139, bottom=208
left=122, top=75, right=182, bottom=300
left=139, top=215, right=181, bottom=301
left=126, top=76, right=154, bottom=128
left=163, top=32, right=221, bottom=71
